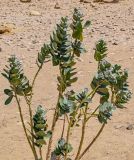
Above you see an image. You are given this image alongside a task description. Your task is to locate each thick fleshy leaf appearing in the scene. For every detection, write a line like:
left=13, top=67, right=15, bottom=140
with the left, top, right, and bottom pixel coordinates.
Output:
left=5, top=95, right=13, bottom=105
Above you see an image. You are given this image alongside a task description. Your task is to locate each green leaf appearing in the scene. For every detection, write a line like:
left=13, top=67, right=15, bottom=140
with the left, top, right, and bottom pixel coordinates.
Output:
left=84, top=20, right=91, bottom=28
left=36, top=131, right=46, bottom=137
left=97, top=88, right=109, bottom=96
left=70, top=77, right=78, bottom=83
left=3, top=56, right=31, bottom=97
left=4, top=89, right=13, bottom=96
left=1, top=73, right=9, bottom=79
left=54, top=138, right=73, bottom=156
left=36, top=139, right=46, bottom=145
left=72, top=22, right=83, bottom=41
left=94, top=40, right=107, bottom=61
left=45, top=131, right=52, bottom=138
left=35, top=124, right=45, bottom=129
left=5, top=95, right=13, bottom=105
left=98, top=102, right=115, bottom=123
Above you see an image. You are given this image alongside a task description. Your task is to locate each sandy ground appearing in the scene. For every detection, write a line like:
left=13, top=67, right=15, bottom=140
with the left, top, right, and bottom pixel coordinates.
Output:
left=0, top=0, right=134, bottom=160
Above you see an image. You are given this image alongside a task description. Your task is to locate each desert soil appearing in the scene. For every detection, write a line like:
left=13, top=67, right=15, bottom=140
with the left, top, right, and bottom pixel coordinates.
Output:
left=0, top=0, right=134, bottom=160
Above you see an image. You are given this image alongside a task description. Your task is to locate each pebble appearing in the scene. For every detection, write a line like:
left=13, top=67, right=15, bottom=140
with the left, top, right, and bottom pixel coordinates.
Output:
left=54, top=2, right=60, bottom=9
left=120, top=28, right=126, bottom=31
left=20, top=0, right=31, bottom=2
left=30, top=10, right=41, bottom=16
left=126, top=124, right=134, bottom=130
left=32, top=40, right=37, bottom=44
left=112, top=41, right=118, bottom=45
left=0, top=26, right=11, bottom=34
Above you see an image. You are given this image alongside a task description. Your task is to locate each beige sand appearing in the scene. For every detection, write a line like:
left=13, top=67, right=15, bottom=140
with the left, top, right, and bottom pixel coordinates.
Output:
left=0, top=0, right=134, bottom=160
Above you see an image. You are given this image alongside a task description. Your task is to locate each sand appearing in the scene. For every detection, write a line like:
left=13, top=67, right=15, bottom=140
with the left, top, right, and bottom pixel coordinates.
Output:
left=0, top=0, right=134, bottom=160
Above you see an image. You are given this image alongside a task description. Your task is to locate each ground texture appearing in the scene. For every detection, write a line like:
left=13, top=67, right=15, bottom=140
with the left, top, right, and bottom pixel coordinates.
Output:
left=0, top=0, right=134, bottom=160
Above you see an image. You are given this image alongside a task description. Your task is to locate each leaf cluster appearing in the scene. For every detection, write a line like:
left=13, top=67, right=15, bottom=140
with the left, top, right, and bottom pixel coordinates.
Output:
left=91, top=40, right=132, bottom=123
left=54, top=138, right=73, bottom=157
left=2, top=56, right=31, bottom=104
left=33, top=106, right=52, bottom=147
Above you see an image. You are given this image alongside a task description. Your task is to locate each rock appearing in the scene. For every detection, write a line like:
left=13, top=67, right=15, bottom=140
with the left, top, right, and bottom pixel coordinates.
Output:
left=20, top=0, right=31, bottom=2
left=112, top=41, right=118, bottom=45
left=113, top=0, right=119, bottom=3
left=126, top=124, right=134, bottom=130
left=120, top=28, right=125, bottom=31
left=0, top=26, right=11, bottom=34
left=54, top=2, right=60, bottom=9
left=32, top=40, right=37, bottom=44
left=80, top=0, right=90, bottom=3
left=0, top=47, right=2, bottom=52
left=30, top=10, right=41, bottom=16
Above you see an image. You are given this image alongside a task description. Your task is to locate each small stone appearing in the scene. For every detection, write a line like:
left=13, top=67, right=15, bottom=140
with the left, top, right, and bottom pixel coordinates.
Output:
left=0, top=47, right=2, bottom=52
left=0, top=26, right=11, bottom=34
left=81, top=0, right=90, bottom=3
left=112, top=0, right=119, bottom=2
left=126, top=124, right=134, bottom=130
left=112, top=41, right=118, bottom=45
left=54, top=2, right=60, bottom=9
left=90, top=3, right=97, bottom=8
left=20, top=0, right=31, bottom=2
left=120, top=28, right=125, bottom=31
left=30, top=10, right=41, bottom=16
left=32, top=40, right=37, bottom=44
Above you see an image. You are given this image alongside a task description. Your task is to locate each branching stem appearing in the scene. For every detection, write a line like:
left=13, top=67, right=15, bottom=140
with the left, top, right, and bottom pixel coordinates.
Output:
left=75, top=106, right=87, bottom=160
left=14, top=92, right=38, bottom=159
left=46, top=94, right=60, bottom=160
left=24, top=65, right=43, bottom=158
left=79, top=123, right=105, bottom=160
left=61, top=115, right=66, bottom=139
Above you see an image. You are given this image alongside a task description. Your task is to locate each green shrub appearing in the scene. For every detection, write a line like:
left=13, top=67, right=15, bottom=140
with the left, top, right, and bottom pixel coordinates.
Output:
left=2, top=8, right=131, bottom=160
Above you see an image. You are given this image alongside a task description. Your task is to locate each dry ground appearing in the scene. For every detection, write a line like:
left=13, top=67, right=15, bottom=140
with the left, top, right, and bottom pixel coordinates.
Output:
left=0, top=0, right=134, bottom=160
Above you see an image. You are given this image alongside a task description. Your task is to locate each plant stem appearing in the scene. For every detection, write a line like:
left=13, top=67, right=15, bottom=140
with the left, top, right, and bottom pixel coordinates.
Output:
left=75, top=86, right=101, bottom=160
left=39, top=147, right=43, bottom=160
left=75, top=107, right=87, bottom=160
left=75, top=106, right=99, bottom=160
left=14, top=92, right=38, bottom=159
left=46, top=95, right=60, bottom=160
left=61, top=115, right=66, bottom=139
left=77, top=86, right=115, bottom=160
left=25, top=66, right=43, bottom=158
left=46, top=63, right=64, bottom=160
left=24, top=95, right=37, bottom=155
left=86, top=106, right=99, bottom=122
left=79, top=123, right=105, bottom=160
left=64, top=122, right=71, bottom=160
